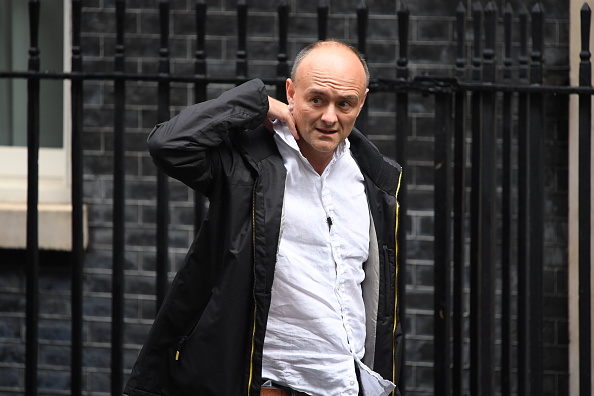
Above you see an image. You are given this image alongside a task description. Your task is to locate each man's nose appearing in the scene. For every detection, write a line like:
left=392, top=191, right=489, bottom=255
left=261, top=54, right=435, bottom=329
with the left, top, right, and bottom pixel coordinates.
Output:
left=320, top=106, right=338, bottom=125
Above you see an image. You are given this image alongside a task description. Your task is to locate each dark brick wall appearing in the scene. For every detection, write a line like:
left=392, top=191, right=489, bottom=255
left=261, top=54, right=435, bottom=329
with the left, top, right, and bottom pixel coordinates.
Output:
left=0, top=0, right=569, bottom=395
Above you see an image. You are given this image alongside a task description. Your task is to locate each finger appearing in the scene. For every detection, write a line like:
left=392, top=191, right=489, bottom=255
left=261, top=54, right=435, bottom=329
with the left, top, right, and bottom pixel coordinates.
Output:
left=267, top=96, right=287, bottom=120
left=286, top=118, right=299, bottom=140
left=268, top=96, right=298, bottom=139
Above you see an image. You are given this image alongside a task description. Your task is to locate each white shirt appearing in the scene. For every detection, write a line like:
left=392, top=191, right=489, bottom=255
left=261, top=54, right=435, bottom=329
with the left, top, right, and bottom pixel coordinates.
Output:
left=262, top=121, right=395, bottom=396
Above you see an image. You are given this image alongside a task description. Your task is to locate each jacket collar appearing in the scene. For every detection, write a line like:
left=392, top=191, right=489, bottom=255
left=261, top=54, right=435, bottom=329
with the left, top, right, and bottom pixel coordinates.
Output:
left=348, top=128, right=402, bottom=197
left=235, top=125, right=401, bottom=197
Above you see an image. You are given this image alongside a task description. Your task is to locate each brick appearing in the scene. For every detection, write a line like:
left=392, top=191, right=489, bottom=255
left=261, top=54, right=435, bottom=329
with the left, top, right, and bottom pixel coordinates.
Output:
left=417, top=19, right=451, bottom=41
left=87, top=272, right=112, bottom=294
left=83, top=296, right=112, bottom=318
left=39, top=344, right=71, bottom=367
left=38, top=320, right=71, bottom=342
left=124, top=322, right=151, bottom=345
left=0, top=294, right=25, bottom=314
left=406, top=189, right=433, bottom=212
left=415, top=263, right=434, bottom=288
left=88, top=320, right=111, bottom=344
left=0, top=366, right=22, bottom=387
left=414, top=312, right=434, bottom=338
left=83, top=346, right=111, bottom=369
left=0, top=342, right=26, bottom=364
left=542, top=346, right=569, bottom=372
left=405, top=288, right=433, bottom=312
left=125, top=227, right=157, bottom=247
left=125, top=273, right=157, bottom=296
left=415, top=364, right=435, bottom=389
left=0, top=317, right=22, bottom=339
left=88, top=370, right=111, bottom=392
left=85, top=251, right=114, bottom=270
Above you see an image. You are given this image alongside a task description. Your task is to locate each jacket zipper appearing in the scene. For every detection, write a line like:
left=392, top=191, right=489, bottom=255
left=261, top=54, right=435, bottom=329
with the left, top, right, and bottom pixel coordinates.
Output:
left=247, top=180, right=258, bottom=396
left=175, top=336, right=188, bottom=361
left=392, top=170, right=403, bottom=394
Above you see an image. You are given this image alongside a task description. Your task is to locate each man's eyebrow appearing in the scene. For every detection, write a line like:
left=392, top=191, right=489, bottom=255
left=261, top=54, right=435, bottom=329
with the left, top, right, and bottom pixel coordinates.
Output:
left=305, top=89, right=327, bottom=96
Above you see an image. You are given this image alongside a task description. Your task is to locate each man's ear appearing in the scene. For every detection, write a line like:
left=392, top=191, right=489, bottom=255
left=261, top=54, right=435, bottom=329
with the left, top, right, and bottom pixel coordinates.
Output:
left=286, top=78, right=295, bottom=108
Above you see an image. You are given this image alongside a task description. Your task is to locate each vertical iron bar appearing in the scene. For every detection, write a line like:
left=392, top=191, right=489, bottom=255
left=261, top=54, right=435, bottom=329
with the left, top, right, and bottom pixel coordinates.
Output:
left=356, top=0, right=368, bottom=132
left=156, top=0, right=171, bottom=312
left=516, top=5, right=529, bottom=395
left=500, top=5, right=513, bottom=396
left=479, top=5, right=497, bottom=396
left=578, top=5, right=592, bottom=396
left=528, top=5, right=544, bottom=396
left=469, top=3, right=483, bottom=395
left=194, top=0, right=207, bottom=234
left=236, top=0, right=248, bottom=80
left=356, top=0, right=368, bottom=56
left=452, top=4, right=466, bottom=395
left=111, top=0, right=126, bottom=394
left=317, top=0, right=328, bottom=41
left=395, top=4, right=409, bottom=392
left=70, top=0, right=84, bottom=393
left=433, top=91, right=453, bottom=396
left=276, top=0, right=289, bottom=98
left=25, top=1, right=40, bottom=395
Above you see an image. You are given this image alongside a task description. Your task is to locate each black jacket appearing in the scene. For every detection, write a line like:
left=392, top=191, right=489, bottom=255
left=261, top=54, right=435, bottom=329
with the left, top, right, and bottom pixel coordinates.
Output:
left=124, top=79, right=403, bottom=396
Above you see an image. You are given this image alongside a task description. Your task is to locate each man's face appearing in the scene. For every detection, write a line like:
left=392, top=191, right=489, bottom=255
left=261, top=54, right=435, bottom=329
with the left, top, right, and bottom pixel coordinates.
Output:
left=286, top=45, right=368, bottom=164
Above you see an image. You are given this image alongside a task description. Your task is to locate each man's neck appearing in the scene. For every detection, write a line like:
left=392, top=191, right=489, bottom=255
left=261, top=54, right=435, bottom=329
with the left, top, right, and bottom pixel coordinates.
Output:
left=295, top=141, right=337, bottom=175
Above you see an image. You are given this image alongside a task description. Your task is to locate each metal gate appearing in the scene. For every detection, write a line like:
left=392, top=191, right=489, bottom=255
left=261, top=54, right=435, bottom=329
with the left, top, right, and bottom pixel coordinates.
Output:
left=0, top=1, right=591, bottom=395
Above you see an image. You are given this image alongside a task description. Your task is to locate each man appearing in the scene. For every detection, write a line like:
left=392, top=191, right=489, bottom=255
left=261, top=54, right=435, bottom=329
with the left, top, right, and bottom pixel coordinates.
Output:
left=124, top=40, right=403, bottom=396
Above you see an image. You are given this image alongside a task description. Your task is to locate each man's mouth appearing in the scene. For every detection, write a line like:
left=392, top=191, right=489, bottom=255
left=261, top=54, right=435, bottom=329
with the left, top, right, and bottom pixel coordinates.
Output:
left=316, top=128, right=337, bottom=134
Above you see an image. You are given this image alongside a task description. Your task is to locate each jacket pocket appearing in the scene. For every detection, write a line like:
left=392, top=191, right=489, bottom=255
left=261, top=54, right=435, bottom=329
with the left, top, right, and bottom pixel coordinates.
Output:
left=381, top=245, right=396, bottom=318
left=168, top=320, right=201, bottom=393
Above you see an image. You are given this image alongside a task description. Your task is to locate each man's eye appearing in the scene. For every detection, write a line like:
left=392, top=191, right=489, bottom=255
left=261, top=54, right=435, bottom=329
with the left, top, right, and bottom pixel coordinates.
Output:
left=312, top=98, right=322, bottom=104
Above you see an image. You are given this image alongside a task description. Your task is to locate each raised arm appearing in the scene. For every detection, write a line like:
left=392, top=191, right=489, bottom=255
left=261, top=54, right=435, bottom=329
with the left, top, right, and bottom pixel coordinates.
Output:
left=147, top=79, right=270, bottom=194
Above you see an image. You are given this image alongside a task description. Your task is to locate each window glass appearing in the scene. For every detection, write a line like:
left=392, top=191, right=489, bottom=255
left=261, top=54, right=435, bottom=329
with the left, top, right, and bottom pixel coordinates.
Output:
left=0, top=0, right=64, bottom=148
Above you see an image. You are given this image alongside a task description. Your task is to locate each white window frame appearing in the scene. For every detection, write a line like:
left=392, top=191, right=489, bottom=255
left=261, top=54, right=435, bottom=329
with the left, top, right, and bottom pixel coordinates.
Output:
left=568, top=1, right=594, bottom=395
left=0, top=1, right=86, bottom=251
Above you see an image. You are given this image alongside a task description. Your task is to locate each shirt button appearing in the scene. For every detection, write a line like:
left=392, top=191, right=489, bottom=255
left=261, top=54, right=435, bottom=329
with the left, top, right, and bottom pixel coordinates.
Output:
left=350, top=380, right=355, bottom=386
left=348, top=391, right=353, bottom=395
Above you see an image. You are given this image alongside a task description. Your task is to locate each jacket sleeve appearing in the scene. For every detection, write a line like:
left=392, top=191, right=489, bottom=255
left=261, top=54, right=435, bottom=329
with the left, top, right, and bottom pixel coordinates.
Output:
left=147, top=78, right=270, bottom=195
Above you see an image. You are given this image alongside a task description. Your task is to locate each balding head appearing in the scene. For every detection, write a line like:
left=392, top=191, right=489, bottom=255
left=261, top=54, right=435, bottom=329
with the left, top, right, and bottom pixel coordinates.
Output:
left=291, top=40, right=370, bottom=88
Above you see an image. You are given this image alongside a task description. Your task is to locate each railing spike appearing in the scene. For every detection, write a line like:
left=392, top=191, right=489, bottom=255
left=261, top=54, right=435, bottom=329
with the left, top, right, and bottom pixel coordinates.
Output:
left=471, top=2, right=482, bottom=81
left=276, top=0, right=289, bottom=96
left=397, top=3, right=409, bottom=76
left=317, top=0, right=329, bottom=40
left=195, top=0, right=207, bottom=77
left=503, top=4, right=513, bottom=79
left=236, top=0, right=248, bottom=79
left=455, top=1, right=466, bottom=77
left=581, top=3, right=592, bottom=64
left=357, top=0, right=368, bottom=57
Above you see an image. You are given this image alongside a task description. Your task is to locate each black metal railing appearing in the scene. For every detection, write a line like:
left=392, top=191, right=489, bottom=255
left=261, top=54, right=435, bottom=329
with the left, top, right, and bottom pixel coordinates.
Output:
left=0, top=1, right=591, bottom=395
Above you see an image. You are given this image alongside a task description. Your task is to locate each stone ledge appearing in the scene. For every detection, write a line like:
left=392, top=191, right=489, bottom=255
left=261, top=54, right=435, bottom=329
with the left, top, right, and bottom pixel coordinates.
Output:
left=0, top=203, right=88, bottom=251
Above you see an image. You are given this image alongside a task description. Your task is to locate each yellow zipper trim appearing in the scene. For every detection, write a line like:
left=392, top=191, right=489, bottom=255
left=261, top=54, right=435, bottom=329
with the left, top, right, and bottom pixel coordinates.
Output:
left=247, top=185, right=258, bottom=396
left=392, top=169, right=403, bottom=393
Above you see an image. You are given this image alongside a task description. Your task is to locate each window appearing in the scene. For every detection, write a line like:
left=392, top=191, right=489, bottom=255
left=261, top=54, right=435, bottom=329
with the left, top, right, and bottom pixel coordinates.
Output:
left=0, top=0, right=82, bottom=250
left=0, top=0, right=64, bottom=149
